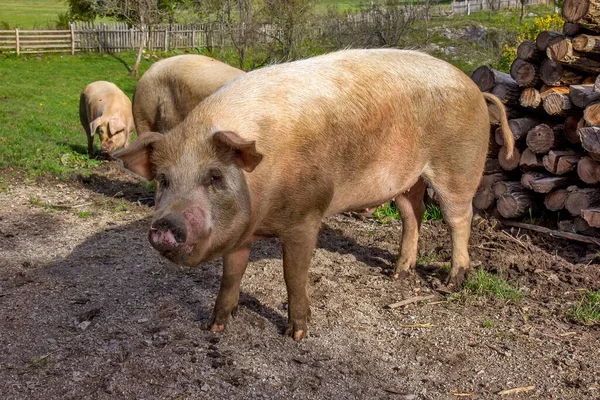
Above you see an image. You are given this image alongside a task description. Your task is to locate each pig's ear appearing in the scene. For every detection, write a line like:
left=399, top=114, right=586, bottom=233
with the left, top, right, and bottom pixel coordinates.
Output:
left=111, top=132, right=163, bottom=181
left=108, top=116, right=126, bottom=135
left=89, top=117, right=104, bottom=137
left=213, top=131, right=263, bottom=172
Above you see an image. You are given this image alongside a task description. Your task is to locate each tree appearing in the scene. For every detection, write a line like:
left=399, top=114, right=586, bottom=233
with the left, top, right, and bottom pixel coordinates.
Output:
left=66, top=0, right=184, bottom=77
left=262, top=0, right=313, bottom=61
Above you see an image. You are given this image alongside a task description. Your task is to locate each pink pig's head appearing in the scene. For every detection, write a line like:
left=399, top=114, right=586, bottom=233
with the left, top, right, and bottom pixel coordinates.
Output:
left=112, top=129, right=262, bottom=266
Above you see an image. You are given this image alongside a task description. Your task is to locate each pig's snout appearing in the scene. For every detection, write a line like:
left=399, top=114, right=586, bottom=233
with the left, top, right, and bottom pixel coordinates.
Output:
left=149, top=214, right=187, bottom=251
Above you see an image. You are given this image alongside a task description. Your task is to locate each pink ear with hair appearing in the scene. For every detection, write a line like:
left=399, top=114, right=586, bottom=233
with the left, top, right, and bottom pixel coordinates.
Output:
left=89, top=117, right=104, bottom=137
left=212, top=131, right=263, bottom=172
left=108, top=116, right=126, bottom=135
left=110, top=132, right=164, bottom=181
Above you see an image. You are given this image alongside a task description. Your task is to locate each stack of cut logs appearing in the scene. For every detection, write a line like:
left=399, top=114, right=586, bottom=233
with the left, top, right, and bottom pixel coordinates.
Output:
left=471, top=0, right=600, bottom=235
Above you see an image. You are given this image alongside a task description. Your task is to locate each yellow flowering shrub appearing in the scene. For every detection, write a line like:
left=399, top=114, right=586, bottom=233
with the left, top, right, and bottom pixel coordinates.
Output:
left=495, top=13, right=564, bottom=72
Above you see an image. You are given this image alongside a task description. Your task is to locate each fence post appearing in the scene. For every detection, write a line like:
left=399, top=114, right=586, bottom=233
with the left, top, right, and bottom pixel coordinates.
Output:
left=192, top=27, right=196, bottom=49
left=15, top=28, right=19, bottom=55
left=97, top=26, right=101, bottom=53
left=164, top=28, right=168, bottom=52
left=70, top=23, right=75, bottom=55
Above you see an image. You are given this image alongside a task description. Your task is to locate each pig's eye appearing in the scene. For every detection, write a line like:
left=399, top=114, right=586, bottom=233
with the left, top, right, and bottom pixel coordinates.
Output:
left=156, top=174, right=169, bottom=189
left=208, top=169, right=223, bottom=188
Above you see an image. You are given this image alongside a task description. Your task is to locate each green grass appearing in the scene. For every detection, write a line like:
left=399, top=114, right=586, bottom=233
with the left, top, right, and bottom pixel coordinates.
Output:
left=482, top=320, right=494, bottom=328
left=0, top=0, right=67, bottom=29
left=77, top=211, right=91, bottom=218
left=373, top=201, right=400, bottom=224
left=423, top=203, right=443, bottom=221
left=461, top=268, right=523, bottom=302
left=0, top=51, right=158, bottom=177
left=567, top=291, right=600, bottom=325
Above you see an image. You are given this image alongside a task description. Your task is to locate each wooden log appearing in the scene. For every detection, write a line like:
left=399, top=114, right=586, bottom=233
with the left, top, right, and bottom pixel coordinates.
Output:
left=595, top=74, right=600, bottom=92
left=495, top=117, right=541, bottom=145
left=471, top=66, right=517, bottom=92
left=558, top=219, right=576, bottom=232
left=573, top=34, right=600, bottom=53
left=488, top=135, right=501, bottom=158
left=579, top=126, right=600, bottom=153
left=577, top=156, right=600, bottom=183
left=540, top=59, right=584, bottom=86
left=532, top=176, right=576, bottom=193
left=563, top=0, right=600, bottom=31
left=543, top=150, right=583, bottom=175
left=527, top=124, right=563, bottom=153
left=493, top=181, right=523, bottom=198
left=547, top=37, right=600, bottom=74
left=545, top=189, right=569, bottom=211
left=491, top=81, right=523, bottom=105
left=583, top=101, right=600, bottom=125
left=474, top=172, right=510, bottom=210
left=498, top=145, right=521, bottom=171
left=517, top=40, right=545, bottom=63
left=564, top=114, right=585, bottom=144
left=566, top=187, right=600, bottom=215
left=582, top=207, right=600, bottom=227
left=542, top=91, right=574, bottom=116
left=563, top=22, right=583, bottom=36
left=510, top=59, right=540, bottom=88
left=484, top=157, right=502, bottom=173
left=573, top=216, right=599, bottom=235
left=519, top=148, right=545, bottom=170
left=497, top=187, right=535, bottom=219
left=519, top=87, right=543, bottom=110
left=569, top=84, right=600, bottom=107
left=521, top=171, right=549, bottom=190
left=536, top=31, right=565, bottom=51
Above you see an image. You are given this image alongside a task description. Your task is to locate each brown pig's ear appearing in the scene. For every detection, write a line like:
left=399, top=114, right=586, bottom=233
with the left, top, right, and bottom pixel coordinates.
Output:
left=213, top=131, right=263, bottom=172
left=110, top=132, right=163, bottom=180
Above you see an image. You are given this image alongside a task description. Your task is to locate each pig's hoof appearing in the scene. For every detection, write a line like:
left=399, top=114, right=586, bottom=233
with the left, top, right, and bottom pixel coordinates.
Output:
left=445, top=268, right=467, bottom=289
left=285, top=320, right=308, bottom=341
left=392, top=269, right=411, bottom=280
left=209, top=324, right=226, bottom=333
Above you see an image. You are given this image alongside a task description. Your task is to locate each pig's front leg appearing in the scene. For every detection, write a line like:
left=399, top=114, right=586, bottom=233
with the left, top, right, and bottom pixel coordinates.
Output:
left=281, top=218, right=321, bottom=341
left=208, top=244, right=251, bottom=332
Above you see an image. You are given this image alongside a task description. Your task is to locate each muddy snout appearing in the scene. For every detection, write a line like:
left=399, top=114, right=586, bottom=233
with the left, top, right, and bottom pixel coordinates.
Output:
left=149, top=214, right=188, bottom=252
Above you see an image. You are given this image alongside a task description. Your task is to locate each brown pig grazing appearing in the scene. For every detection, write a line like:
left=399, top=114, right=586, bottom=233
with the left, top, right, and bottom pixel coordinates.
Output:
left=79, top=81, right=134, bottom=155
left=112, top=49, right=514, bottom=341
left=132, top=54, right=245, bottom=134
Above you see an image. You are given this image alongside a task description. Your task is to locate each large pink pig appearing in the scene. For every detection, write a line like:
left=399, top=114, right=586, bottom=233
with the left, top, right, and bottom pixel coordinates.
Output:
left=113, top=49, right=513, bottom=341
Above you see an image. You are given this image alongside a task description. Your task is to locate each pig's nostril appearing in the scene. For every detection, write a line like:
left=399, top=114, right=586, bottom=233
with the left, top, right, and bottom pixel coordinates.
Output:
left=151, top=215, right=187, bottom=245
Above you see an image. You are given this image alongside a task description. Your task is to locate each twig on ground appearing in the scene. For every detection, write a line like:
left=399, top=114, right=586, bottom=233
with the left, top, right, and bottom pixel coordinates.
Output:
left=398, top=323, right=435, bottom=329
left=497, top=385, right=536, bottom=395
left=386, top=294, right=437, bottom=309
left=501, top=219, right=600, bottom=247
left=28, top=350, right=57, bottom=368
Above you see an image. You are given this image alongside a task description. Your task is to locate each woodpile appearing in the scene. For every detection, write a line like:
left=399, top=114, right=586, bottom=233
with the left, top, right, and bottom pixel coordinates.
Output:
left=471, top=0, right=600, bottom=236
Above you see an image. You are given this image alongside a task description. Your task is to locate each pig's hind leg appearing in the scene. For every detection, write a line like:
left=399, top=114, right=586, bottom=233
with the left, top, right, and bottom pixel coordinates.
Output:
left=392, top=178, right=427, bottom=279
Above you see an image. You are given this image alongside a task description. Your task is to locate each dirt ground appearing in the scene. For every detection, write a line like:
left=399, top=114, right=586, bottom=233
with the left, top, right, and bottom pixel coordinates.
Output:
left=1, top=163, right=599, bottom=400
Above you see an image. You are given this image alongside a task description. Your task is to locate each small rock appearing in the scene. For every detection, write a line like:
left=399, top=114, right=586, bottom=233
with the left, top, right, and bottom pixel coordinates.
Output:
left=77, top=320, right=92, bottom=330
left=137, top=318, right=148, bottom=323
left=201, top=383, right=210, bottom=391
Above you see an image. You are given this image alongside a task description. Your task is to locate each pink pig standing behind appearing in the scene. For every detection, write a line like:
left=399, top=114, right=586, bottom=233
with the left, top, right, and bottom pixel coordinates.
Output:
left=79, top=81, right=135, bottom=155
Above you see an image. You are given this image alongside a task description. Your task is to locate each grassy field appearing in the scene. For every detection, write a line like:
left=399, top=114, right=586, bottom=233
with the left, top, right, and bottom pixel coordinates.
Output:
left=0, top=51, right=155, bottom=176
left=0, top=0, right=67, bottom=29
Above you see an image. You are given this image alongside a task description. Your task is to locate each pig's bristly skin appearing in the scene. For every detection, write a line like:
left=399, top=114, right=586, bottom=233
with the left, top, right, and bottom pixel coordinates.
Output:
left=113, top=48, right=514, bottom=341
left=79, top=81, right=135, bottom=155
left=132, top=54, right=245, bottom=135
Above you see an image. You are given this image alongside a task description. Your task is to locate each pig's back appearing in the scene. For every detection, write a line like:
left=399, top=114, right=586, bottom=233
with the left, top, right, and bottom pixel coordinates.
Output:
left=198, top=49, right=489, bottom=215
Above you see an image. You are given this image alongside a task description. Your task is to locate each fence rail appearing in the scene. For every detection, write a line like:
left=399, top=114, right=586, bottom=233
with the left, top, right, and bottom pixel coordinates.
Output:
left=0, top=0, right=550, bottom=55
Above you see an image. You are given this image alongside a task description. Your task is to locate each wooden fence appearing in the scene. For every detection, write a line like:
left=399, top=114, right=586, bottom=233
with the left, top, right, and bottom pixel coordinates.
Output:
left=0, top=0, right=551, bottom=55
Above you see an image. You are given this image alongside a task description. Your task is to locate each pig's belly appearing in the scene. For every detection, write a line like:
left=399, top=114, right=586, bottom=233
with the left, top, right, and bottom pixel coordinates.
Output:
left=324, top=166, right=422, bottom=216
